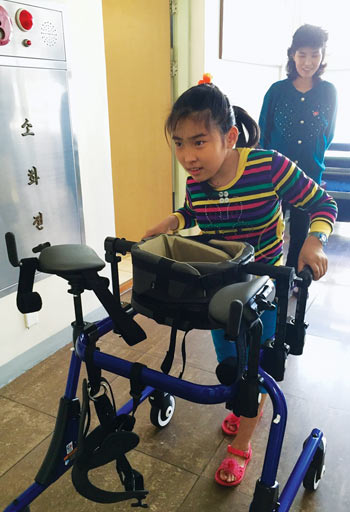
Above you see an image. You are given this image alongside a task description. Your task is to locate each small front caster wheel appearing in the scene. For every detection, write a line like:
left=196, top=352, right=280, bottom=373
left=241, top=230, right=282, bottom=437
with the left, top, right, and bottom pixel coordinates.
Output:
left=149, top=392, right=176, bottom=428
left=303, top=437, right=326, bottom=491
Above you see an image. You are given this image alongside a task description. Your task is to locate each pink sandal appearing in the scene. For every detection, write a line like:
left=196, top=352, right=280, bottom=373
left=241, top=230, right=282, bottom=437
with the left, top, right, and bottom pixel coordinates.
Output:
left=221, top=412, right=241, bottom=435
left=215, top=444, right=252, bottom=487
left=221, top=410, right=263, bottom=435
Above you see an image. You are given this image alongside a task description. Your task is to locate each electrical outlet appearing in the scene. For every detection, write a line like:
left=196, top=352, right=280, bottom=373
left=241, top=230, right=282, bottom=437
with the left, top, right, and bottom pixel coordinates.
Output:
left=24, top=312, right=39, bottom=329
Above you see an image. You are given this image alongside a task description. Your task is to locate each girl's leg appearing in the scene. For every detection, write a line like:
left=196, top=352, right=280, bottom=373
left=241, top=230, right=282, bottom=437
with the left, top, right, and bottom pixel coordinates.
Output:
left=218, top=395, right=267, bottom=483
left=212, top=308, right=277, bottom=483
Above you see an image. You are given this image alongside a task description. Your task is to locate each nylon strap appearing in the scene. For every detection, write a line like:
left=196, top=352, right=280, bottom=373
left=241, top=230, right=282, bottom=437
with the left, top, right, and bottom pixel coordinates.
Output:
left=129, top=363, right=146, bottom=416
left=161, top=324, right=178, bottom=375
left=81, top=269, right=146, bottom=346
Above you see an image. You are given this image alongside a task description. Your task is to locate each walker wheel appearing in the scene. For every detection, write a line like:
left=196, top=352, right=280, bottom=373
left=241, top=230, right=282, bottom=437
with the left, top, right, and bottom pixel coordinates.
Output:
left=303, top=437, right=326, bottom=491
left=149, top=392, right=176, bottom=428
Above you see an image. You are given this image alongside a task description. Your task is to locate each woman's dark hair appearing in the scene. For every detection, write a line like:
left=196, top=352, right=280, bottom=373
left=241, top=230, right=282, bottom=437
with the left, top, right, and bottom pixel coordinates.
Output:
left=165, top=83, right=260, bottom=148
left=286, top=24, right=328, bottom=80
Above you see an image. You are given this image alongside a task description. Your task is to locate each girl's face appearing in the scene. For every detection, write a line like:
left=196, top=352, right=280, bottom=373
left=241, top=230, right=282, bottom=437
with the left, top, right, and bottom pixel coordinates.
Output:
left=293, top=46, right=323, bottom=79
left=172, top=116, right=237, bottom=183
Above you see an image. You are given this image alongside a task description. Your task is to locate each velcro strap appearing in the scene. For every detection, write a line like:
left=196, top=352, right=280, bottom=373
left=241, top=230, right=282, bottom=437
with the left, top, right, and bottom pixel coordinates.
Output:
left=129, top=363, right=146, bottom=415
left=133, top=256, right=200, bottom=285
left=81, top=269, right=146, bottom=346
left=72, top=380, right=148, bottom=505
left=71, top=429, right=148, bottom=504
left=161, top=324, right=178, bottom=375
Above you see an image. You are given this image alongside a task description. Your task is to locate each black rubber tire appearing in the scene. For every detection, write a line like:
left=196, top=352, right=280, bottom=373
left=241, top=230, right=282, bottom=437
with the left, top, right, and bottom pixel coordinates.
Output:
left=303, top=437, right=326, bottom=491
left=149, top=393, right=176, bottom=428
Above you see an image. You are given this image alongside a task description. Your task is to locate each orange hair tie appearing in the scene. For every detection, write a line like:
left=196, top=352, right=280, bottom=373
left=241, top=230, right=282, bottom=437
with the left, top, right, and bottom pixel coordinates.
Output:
left=198, top=73, right=212, bottom=85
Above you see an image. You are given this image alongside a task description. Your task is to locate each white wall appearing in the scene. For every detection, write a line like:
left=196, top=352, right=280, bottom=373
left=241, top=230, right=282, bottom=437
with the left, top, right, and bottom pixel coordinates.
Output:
left=0, top=0, right=115, bottom=384
left=204, top=0, right=348, bottom=140
left=204, top=0, right=283, bottom=123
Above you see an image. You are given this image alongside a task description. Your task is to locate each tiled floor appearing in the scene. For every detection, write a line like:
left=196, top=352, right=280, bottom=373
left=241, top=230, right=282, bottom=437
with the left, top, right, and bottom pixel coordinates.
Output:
left=1, top=223, right=350, bottom=511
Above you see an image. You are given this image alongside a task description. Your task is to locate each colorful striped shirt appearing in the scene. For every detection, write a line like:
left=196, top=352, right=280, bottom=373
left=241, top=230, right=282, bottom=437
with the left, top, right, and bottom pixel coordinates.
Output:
left=173, top=148, right=337, bottom=265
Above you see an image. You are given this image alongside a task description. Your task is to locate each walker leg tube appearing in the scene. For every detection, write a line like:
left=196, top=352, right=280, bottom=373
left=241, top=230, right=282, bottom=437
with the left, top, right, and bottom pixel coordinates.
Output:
left=249, top=369, right=287, bottom=512
left=258, top=369, right=288, bottom=486
left=4, top=483, right=48, bottom=512
left=277, top=429, right=323, bottom=512
left=64, top=348, right=82, bottom=399
left=249, top=480, right=279, bottom=512
left=3, top=483, right=46, bottom=512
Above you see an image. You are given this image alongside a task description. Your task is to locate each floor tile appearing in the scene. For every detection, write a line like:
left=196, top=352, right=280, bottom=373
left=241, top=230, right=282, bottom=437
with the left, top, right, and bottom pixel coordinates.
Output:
left=179, top=474, right=253, bottom=511
left=107, top=352, right=227, bottom=475
left=280, top=334, right=350, bottom=412
left=0, top=437, right=197, bottom=512
left=0, top=343, right=141, bottom=417
left=146, top=326, right=219, bottom=374
left=0, top=345, right=73, bottom=417
left=0, top=397, right=55, bottom=478
left=303, top=281, right=350, bottom=341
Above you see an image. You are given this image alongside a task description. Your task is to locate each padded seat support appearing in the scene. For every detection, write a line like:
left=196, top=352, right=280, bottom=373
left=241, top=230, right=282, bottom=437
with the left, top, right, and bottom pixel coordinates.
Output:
left=39, top=245, right=105, bottom=275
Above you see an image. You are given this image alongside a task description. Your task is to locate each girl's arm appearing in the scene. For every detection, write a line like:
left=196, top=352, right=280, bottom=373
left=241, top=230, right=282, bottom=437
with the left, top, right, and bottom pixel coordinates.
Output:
left=272, top=152, right=337, bottom=230
left=142, top=214, right=179, bottom=239
left=142, top=182, right=197, bottom=239
left=271, top=152, right=338, bottom=279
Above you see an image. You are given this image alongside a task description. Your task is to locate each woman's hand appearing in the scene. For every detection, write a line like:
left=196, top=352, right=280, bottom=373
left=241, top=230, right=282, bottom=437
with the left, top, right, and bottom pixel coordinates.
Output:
left=142, top=215, right=179, bottom=240
left=297, top=235, right=328, bottom=280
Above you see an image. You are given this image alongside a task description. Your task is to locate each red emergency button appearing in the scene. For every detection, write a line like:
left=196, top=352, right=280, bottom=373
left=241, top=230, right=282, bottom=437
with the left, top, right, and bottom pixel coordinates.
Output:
left=15, top=9, right=33, bottom=31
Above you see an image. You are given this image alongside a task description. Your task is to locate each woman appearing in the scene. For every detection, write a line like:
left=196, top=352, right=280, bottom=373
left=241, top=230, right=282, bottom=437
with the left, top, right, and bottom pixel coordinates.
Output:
left=259, top=24, right=337, bottom=275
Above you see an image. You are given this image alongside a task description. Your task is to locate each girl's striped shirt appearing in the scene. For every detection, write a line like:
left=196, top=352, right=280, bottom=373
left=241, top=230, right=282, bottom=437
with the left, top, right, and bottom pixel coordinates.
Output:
left=173, top=148, right=337, bottom=265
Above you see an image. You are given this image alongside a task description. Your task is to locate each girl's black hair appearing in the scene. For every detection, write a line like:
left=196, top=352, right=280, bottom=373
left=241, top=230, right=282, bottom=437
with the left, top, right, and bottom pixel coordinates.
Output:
left=165, top=83, right=260, bottom=148
left=286, top=24, right=328, bottom=80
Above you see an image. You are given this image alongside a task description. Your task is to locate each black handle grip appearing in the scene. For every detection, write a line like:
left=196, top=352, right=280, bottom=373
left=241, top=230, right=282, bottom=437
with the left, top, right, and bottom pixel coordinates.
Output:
left=297, top=265, right=313, bottom=288
left=32, top=242, right=51, bottom=254
left=244, top=260, right=296, bottom=281
left=104, top=237, right=136, bottom=256
left=5, top=232, right=20, bottom=267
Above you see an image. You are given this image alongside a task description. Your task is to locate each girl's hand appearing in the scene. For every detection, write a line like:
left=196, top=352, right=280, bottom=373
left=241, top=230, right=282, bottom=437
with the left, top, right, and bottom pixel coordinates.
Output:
left=297, top=235, right=328, bottom=280
left=142, top=215, right=179, bottom=240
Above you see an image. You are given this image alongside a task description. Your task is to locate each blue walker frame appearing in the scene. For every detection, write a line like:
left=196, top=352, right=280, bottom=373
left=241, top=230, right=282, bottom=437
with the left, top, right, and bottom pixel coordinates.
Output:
left=3, top=235, right=325, bottom=512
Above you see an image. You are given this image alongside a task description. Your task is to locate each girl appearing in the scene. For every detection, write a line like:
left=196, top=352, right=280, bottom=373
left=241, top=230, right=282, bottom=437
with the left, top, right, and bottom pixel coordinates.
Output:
left=143, top=78, right=337, bottom=486
left=259, top=24, right=337, bottom=281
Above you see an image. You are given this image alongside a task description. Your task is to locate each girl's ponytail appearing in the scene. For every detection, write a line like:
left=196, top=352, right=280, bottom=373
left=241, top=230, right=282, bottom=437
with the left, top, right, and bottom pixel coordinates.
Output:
left=233, top=106, right=260, bottom=148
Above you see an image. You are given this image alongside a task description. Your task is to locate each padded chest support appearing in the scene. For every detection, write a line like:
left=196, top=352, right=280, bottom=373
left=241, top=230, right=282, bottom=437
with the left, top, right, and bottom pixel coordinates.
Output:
left=131, top=234, right=255, bottom=331
left=208, top=276, right=271, bottom=325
